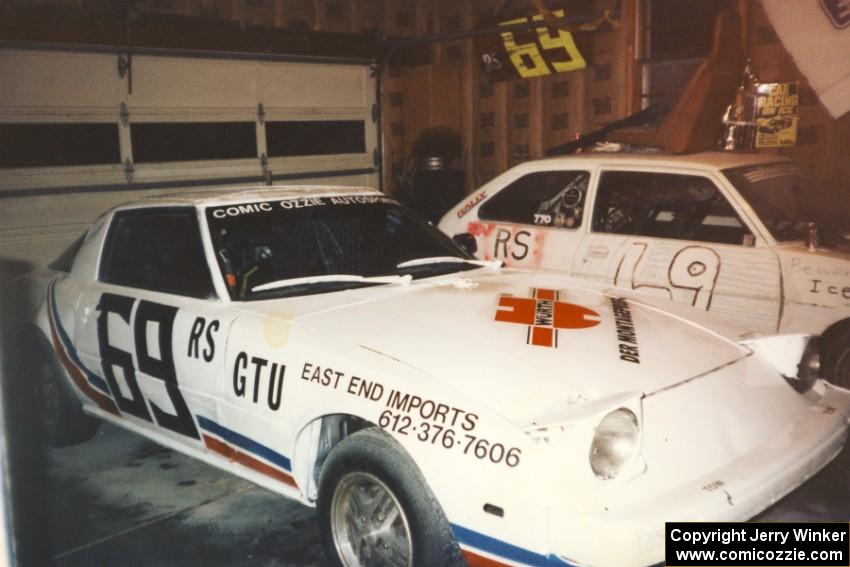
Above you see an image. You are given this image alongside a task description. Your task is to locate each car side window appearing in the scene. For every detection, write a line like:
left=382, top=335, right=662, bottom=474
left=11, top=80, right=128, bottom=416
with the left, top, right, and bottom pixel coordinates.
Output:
left=100, top=207, right=216, bottom=299
left=593, top=171, right=750, bottom=245
left=479, top=171, right=589, bottom=229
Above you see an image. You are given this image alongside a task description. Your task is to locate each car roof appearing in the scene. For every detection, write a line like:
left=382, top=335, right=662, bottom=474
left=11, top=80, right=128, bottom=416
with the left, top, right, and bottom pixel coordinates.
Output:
left=116, top=184, right=384, bottom=211
left=515, top=150, right=789, bottom=172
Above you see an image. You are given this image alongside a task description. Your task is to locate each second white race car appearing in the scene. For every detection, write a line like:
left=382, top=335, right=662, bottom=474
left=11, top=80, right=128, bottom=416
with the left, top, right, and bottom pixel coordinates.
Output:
left=438, top=151, right=850, bottom=386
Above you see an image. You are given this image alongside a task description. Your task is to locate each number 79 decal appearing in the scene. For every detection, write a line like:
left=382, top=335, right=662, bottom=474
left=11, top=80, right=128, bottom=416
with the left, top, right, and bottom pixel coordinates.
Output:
left=499, top=9, right=586, bottom=78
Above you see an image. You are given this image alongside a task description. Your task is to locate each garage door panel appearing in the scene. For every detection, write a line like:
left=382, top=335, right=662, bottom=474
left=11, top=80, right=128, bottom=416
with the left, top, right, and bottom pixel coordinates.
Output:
left=257, top=64, right=370, bottom=108
left=128, top=59, right=371, bottom=111
left=130, top=57, right=260, bottom=109
left=0, top=164, right=127, bottom=192
left=0, top=50, right=121, bottom=110
left=130, top=159, right=261, bottom=184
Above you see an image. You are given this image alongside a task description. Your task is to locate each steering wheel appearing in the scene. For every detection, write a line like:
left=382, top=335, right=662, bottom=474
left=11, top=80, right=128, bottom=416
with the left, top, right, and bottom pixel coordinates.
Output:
left=603, top=207, right=635, bottom=233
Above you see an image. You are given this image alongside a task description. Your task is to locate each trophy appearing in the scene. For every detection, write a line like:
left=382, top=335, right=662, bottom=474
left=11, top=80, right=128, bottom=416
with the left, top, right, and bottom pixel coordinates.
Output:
left=721, top=60, right=760, bottom=150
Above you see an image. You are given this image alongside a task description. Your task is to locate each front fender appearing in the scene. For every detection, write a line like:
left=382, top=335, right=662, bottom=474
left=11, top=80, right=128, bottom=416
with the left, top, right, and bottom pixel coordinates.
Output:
left=227, top=310, right=561, bottom=562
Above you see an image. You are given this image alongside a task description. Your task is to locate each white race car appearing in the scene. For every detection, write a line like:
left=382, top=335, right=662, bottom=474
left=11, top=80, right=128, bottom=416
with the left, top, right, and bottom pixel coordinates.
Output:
left=29, top=186, right=850, bottom=567
left=439, top=152, right=850, bottom=387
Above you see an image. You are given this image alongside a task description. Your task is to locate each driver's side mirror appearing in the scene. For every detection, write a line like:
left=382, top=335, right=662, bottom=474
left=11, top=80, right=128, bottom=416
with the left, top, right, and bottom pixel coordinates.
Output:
left=452, top=232, right=478, bottom=255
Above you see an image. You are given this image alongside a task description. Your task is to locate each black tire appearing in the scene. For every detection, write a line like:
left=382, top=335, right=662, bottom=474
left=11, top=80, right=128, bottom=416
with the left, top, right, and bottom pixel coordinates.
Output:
left=26, top=329, right=100, bottom=447
left=317, top=427, right=464, bottom=567
left=822, top=327, right=850, bottom=388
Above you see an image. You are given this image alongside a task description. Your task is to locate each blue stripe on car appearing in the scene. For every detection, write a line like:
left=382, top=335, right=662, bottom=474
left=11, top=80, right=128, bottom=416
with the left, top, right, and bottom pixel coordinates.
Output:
left=451, top=523, right=576, bottom=567
left=196, top=415, right=292, bottom=472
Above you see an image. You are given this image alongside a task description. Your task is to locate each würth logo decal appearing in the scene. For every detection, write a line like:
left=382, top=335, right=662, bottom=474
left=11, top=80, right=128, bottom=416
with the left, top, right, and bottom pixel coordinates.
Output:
left=495, top=288, right=601, bottom=347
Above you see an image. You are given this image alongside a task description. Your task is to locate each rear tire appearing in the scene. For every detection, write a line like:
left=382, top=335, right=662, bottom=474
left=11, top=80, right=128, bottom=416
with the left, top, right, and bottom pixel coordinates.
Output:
left=317, top=428, right=464, bottom=567
left=26, top=330, right=100, bottom=447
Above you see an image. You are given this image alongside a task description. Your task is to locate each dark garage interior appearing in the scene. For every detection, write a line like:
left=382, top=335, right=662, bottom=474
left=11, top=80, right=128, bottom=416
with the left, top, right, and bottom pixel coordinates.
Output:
left=2, top=0, right=850, bottom=566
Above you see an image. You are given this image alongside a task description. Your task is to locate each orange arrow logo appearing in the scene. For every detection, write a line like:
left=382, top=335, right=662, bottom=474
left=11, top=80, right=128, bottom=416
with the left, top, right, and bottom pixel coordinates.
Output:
left=495, top=288, right=601, bottom=347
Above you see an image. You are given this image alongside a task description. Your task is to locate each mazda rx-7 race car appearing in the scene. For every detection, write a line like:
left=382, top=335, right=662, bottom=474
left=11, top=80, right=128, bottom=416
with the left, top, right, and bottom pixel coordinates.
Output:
left=29, top=186, right=850, bottom=567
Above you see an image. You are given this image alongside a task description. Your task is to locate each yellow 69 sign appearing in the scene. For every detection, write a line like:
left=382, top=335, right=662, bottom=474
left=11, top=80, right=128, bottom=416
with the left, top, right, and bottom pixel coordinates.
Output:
left=498, top=9, right=586, bottom=79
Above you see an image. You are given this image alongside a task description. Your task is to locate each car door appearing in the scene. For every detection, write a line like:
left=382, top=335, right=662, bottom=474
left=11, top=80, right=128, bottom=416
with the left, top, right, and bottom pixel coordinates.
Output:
left=466, top=169, right=592, bottom=269
left=572, top=168, right=783, bottom=334
left=74, top=206, right=232, bottom=445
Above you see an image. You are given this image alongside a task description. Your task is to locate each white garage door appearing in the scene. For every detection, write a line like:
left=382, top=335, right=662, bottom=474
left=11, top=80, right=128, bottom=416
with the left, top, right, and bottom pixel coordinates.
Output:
left=0, top=47, right=378, bottom=267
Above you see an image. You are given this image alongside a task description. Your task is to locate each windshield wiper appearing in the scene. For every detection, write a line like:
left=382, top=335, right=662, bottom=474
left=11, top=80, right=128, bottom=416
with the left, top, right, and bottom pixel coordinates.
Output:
left=396, top=256, right=502, bottom=269
left=252, top=274, right=412, bottom=293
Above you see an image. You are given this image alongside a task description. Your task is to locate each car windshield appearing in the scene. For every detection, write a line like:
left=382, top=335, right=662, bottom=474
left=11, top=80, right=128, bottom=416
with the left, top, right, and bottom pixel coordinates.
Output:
left=206, top=195, right=476, bottom=300
left=723, top=162, right=850, bottom=244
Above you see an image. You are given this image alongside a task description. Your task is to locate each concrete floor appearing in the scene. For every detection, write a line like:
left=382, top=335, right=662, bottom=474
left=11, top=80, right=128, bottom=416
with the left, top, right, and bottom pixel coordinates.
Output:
left=38, top=422, right=850, bottom=566
left=44, top=424, right=326, bottom=567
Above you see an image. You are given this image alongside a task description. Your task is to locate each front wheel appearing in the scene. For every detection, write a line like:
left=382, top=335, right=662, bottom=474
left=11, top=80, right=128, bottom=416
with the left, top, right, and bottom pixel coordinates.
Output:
left=823, top=329, right=850, bottom=388
left=317, top=428, right=464, bottom=567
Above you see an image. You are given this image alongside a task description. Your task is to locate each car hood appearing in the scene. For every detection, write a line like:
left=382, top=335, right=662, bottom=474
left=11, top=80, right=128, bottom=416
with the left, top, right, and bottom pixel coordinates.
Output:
left=237, top=269, right=749, bottom=424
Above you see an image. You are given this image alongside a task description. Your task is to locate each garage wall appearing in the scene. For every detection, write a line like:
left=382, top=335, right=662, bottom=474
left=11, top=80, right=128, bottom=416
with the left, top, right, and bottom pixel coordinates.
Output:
left=0, top=47, right=377, bottom=266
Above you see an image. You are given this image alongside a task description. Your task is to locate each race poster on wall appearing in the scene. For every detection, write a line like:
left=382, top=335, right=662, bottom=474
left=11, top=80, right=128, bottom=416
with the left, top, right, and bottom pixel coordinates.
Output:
left=755, top=82, right=799, bottom=148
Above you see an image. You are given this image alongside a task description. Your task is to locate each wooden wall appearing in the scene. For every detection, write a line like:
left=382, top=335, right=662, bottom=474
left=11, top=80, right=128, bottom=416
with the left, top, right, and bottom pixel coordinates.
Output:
left=4, top=0, right=848, bottom=195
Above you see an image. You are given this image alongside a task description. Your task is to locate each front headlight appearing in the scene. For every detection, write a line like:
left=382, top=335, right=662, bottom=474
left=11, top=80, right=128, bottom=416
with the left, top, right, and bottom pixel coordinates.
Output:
left=589, top=408, right=640, bottom=479
left=789, top=337, right=820, bottom=393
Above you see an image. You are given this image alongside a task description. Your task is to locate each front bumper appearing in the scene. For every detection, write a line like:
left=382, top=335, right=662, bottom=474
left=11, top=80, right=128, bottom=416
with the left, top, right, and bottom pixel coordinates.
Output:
left=548, top=383, right=850, bottom=567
